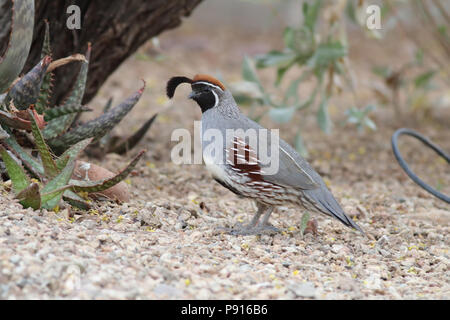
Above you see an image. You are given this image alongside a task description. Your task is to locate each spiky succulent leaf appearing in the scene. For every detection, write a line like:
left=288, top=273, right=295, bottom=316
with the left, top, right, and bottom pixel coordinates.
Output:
left=40, top=20, right=51, bottom=59
left=48, top=83, right=145, bottom=154
left=0, top=124, right=9, bottom=139
left=16, top=182, right=40, bottom=209
left=44, top=104, right=91, bottom=122
left=0, top=0, right=34, bottom=92
left=103, top=97, right=113, bottom=113
left=108, top=113, right=157, bottom=155
left=35, top=21, right=53, bottom=114
left=35, top=71, right=53, bottom=114
left=29, top=109, right=59, bottom=178
left=0, top=110, right=32, bottom=130
left=63, top=189, right=90, bottom=210
left=4, top=135, right=44, bottom=176
left=42, top=46, right=90, bottom=140
left=55, top=137, right=93, bottom=170
left=40, top=160, right=75, bottom=210
left=0, top=144, right=30, bottom=194
left=7, top=56, right=52, bottom=110
left=70, top=149, right=145, bottom=193
left=98, top=97, right=115, bottom=147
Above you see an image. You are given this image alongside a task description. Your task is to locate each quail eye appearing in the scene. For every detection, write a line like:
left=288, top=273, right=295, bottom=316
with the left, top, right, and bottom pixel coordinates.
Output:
left=193, top=90, right=217, bottom=112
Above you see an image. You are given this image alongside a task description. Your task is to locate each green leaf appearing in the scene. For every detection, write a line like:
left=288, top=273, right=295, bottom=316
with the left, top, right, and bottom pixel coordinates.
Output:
left=294, top=130, right=309, bottom=158
left=363, top=104, right=376, bottom=114
left=283, top=27, right=296, bottom=50
left=4, top=136, right=44, bottom=176
left=241, top=56, right=272, bottom=106
left=275, top=61, right=295, bottom=86
left=364, top=117, right=377, bottom=131
left=40, top=20, right=52, bottom=59
left=0, top=145, right=30, bottom=194
left=35, top=69, right=53, bottom=114
left=372, top=65, right=392, bottom=79
left=268, top=106, right=295, bottom=124
left=317, top=97, right=331, bottom=134
left=345, top=105, right=377, bottom=132
left=16, top=182, right=41, bottom=209
left=62, top=189, right=90, bottom=210
left=29, top=109, right=59, bottom=178
left=42, top=46, right=90, bottom=139
left=254, top=51, right=297, bottom=69
left=0, top=0, right=35, bottom=92
left=103, top=97, right=113, bottom=113
left=44, top=104, right=92, bottom=122
left=70, top=150, right=145, bottom=193
left=414, top=49, right=424, bottom=66
left=283, top=70, right=311, bottom=105
left=0, top=109, right=35, bottom=130
left=55, top=137, right=93, bottom=170
left=242, top=56, right=262, bottom=85
left=35, top=21, right=53, bottom=114
left=283, top=26, right=314, bottom=59
left=414, top=70, right=436, bottom=89
left=303, top=0, right=322, bottom=32
left=41, top=160, right=75, bottom=210
left=7, top=56, right=52, bottom=110
left=345, top=0, right=357, bottom=23
left=307, top=41, right=347, bottom=74
left=299, top=211, right=310, bottom=236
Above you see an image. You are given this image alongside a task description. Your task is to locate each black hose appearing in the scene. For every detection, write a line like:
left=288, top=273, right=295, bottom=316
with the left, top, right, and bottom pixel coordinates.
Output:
left=391, top=128, right=450, bottom=203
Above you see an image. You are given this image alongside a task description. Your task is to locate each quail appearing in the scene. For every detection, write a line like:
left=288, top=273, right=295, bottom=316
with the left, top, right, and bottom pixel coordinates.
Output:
left=167, top=74, right=364, bottom=236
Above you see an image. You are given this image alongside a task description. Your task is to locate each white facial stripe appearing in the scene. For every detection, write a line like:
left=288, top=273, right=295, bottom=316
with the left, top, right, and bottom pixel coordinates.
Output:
left=193, top=81, right=224, bottom=92
left=211, top=90, right=219, bottom=108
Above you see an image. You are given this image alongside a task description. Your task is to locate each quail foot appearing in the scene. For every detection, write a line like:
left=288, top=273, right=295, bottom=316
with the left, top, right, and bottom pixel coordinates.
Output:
left=167, top=74, right=365, bottom=236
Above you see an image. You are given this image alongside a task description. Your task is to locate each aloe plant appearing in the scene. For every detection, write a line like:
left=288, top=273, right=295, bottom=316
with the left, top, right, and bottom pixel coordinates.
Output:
left=0, top=111, right=145, bottom=210
left=0, top=0, right=152, bottom=210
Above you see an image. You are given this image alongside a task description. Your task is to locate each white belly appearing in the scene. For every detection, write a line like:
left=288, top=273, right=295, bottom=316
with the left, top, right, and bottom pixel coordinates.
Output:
left=203, top=151, right=228, bottom=181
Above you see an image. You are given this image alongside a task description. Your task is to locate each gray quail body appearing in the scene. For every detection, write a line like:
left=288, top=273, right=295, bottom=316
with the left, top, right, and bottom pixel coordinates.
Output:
left=167, top=74, right=364, bottom=236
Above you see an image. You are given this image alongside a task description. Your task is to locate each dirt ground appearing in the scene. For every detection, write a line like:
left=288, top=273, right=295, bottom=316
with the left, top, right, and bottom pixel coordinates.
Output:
left=0, top=3, right=449, bottom=299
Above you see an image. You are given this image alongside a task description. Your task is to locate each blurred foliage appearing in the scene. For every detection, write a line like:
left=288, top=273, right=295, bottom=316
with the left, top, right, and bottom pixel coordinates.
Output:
left=371, top=48, right=438, bottom=117
left=370, top=0, right=449, bottom=118
left=232, top=0, right=449, bottom=156
left=231, top=0, right=374, bottom=156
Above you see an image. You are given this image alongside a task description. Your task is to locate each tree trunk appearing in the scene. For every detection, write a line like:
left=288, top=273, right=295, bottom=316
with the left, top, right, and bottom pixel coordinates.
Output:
left=2, top=0, right=203, bottom=105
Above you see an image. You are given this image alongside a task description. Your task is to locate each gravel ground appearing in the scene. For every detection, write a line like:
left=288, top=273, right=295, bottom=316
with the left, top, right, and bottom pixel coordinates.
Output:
left=1, top=132, right=448, bottom=299
left=0, top=184, right=448, bottom=299
left=1, top=4, right=449, bottom=299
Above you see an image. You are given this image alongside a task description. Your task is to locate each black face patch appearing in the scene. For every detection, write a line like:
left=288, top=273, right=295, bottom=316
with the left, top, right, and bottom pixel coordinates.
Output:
left=192, top=90, right=216, bottom=113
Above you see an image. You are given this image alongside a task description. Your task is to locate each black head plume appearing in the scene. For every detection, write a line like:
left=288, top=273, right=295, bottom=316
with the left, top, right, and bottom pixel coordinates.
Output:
left=166, top=76, right=193, bottom=98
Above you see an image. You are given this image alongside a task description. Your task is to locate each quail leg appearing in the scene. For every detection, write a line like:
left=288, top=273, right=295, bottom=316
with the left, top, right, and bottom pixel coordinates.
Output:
left=229, top=203, right=278, bottom=235
left=251, top=204, right=279, bottom=234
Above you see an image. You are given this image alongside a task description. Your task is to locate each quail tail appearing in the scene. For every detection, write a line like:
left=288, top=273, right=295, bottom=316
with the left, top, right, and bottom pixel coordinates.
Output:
left=304, top=188, right=366, bottom=235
